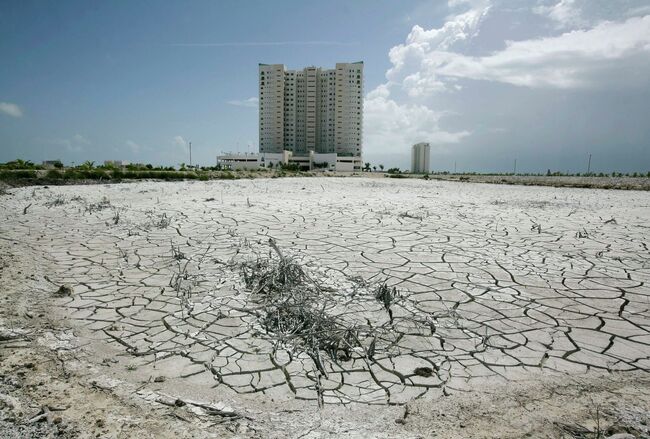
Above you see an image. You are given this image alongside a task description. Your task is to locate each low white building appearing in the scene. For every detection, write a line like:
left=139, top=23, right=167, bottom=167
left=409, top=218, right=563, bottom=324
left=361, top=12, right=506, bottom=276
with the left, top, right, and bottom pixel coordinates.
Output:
left=260, top=151, right=293, bottom=168
left=216, top=154, right=260, bottom=170
left=104, top=160, right=130, bottom=167
left=42, top=160, right=63, bottom=169
left=216, top=151, right=362, bottom=172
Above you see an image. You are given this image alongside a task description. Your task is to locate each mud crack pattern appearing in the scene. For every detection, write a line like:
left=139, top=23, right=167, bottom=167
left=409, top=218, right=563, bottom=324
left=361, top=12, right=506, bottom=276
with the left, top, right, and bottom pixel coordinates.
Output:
left=2, top=178, right=649, bottom=406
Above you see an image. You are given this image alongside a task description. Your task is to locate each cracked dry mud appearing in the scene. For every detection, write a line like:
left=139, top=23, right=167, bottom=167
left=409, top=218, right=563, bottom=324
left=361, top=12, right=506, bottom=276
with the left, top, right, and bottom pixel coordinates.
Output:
left=1, top=177, right=650, bottom=438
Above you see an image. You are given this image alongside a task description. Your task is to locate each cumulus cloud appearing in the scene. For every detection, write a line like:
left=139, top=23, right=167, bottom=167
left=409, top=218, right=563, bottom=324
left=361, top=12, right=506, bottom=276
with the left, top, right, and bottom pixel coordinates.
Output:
left=363, top=1, right=485, bottom=155
left=387, top=2, right=492, bottom=91
left=385, top=2, right=650, bottom=96
left=426, top=15, right=650, bottom=89
left=0, top=102, right=23, bottom=118
left=364, top=0, right=650, bottom=172
left=227, top=97, right=259, bottom=108
left=364, top=85, right=470, bottom=155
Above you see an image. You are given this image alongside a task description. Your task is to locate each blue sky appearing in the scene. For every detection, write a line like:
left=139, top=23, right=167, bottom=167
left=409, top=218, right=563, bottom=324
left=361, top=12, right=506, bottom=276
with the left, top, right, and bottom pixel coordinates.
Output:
left=1, top=0, right=649, bottom=172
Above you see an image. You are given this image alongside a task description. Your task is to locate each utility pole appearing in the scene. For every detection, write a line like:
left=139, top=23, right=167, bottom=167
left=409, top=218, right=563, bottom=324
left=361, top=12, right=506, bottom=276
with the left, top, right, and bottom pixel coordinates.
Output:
left=454, top=161, right=457, bottom=174
left=513, top=158, right=517, bottom=175
left=586, top=153, right=591, bottom=175
left=189, top=142, right=192, bottom=168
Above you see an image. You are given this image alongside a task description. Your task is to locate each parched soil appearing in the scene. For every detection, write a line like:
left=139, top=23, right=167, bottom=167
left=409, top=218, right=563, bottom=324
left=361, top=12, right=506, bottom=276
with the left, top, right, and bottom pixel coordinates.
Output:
left=1, top=177, right=649, bottom=438
left=427, top=174, right=650, bottom=191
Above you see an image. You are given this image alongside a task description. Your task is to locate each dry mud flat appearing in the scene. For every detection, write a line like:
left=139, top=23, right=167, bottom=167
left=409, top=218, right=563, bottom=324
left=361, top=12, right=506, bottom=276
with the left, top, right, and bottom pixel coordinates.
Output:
left=427, top=175, right=650, bottom=191
left=1, top=177, right=649, bottom=438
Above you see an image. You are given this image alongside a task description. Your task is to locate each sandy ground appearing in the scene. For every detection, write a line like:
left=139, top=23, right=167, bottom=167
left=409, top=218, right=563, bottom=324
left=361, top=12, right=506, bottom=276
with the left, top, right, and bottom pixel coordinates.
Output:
left=1, top=177, right=649, bottom=438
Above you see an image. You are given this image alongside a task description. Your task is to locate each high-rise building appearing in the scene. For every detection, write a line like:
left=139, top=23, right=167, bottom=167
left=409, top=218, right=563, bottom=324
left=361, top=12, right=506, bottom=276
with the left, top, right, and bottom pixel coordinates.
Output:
left=411, top=142, right=431, bottom=174
left=259, top=62, right=363, bottom=157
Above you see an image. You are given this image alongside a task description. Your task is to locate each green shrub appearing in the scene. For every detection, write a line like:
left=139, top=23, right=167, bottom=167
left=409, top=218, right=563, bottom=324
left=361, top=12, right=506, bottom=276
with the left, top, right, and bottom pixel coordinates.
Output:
left=15, top=170, right=37, bottom=178
left=63, top=170, right=82, bottom=180
left=46, top=170, right=64, bottom=179
left=279, top=163, right=300, bottom=172
left=69, top=169, right=108, bottom=180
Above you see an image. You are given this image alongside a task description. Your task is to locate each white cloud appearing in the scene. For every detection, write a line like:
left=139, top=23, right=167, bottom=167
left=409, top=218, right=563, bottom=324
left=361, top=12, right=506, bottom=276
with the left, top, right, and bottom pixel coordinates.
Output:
left=431, top=15, right=650, bottom=89
left=0, top=102, right=23, bottom=118
left=363, top=2, right=483, bottom=154
left=534, top=0, right=587, bottom=29
left=386, top=1, right=492, bottom=96
left=386, top=7, right=650, bottom=95
left=227, top=97, right=259, bottom=108
left=365, top=0, right=650, bottom=171
left=172, top=135, right=187, bottom=151
left=364, top=85, right=470, bottom=155
left=386, top=2, right=491, bottom=90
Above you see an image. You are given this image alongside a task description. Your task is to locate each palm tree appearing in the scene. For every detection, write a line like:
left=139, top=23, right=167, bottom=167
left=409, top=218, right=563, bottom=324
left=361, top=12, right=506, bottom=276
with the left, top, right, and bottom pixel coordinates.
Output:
left=364, top=162, right=371, bottom=172
left=8, top=159, right=36, bottom=169
left=373, top=166, right=377, bottom=172
left=379, top=164, right=384, bottom=172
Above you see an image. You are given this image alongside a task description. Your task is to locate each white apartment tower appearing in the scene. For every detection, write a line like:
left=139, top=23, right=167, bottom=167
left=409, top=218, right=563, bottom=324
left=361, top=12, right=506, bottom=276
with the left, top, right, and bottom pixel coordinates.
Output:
left=411, top=142, right=431, bottom=174
left=259, top=62, right=363, bottom=156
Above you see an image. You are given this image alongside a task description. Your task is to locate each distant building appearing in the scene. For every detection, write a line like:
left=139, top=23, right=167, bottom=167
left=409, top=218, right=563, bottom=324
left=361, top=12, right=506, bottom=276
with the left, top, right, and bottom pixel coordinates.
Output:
left=216, top=151, right=362, bottom=172
left=411, top=143, right=430, bottom=174
left=42, top=160, right=63, bottom=169
left=218, top=62, right=364, bottom=173
left=258, top=62, right=363, bottom=157
left=104, top=160, right=130, bottom=167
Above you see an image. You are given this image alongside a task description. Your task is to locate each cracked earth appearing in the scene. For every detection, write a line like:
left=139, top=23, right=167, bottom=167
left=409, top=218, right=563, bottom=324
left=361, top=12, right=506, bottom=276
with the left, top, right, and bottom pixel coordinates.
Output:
left=1, top=177, right=649, bottom=438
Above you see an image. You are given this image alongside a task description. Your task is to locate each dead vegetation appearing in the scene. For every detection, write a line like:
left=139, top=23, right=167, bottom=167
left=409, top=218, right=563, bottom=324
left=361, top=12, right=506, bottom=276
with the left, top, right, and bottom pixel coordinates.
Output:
left=374, top=283, right=398, bottom=323
left=45, top=195, right=66, bottom=208
left=170, top=241, right=186, bottom=261
left=111, top=207, right=123, bottom=225
left=55, top=285, right=73, bottom=297
left=241, top=239, right=357, bottom=373
left=238, top=239, right=441, bottom=386
left=82, top=196, right=112, bottom=214
left=143, top=211, right=172, bottom=229
left=398, top=211, right=424, bottom=220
